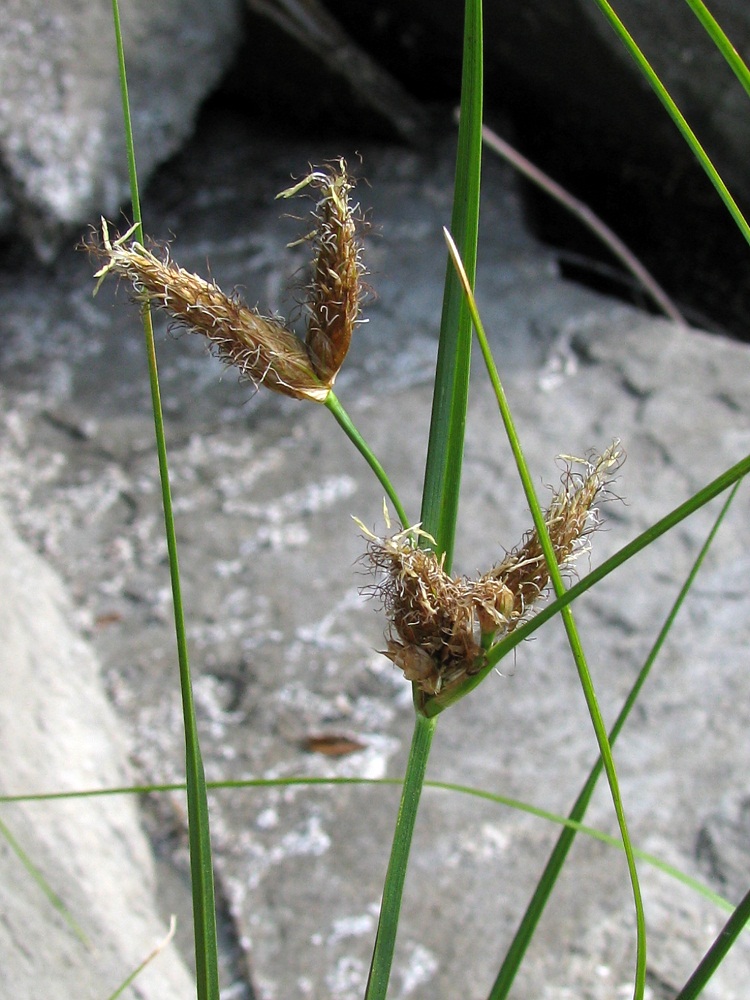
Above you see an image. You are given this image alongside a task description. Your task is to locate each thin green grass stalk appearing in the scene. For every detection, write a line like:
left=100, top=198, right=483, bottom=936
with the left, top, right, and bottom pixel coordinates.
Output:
left=2, top=779, right=737, bottom=915
left=111, top=0, right=142, bottom=244
left=0, top=815, right=88, bottom=944
left=683, top=0, right=750, bottom=99
left=419, top=0, right=483, bottom=567
left=325, top=393, right=409, bottom=528
left=489, top=480, right=743, bottom=998
left=590, top=0, right=750, bottom=247
left=364, top=714, right=437, bottom=1000
left=110, top=2, right=219, bottom=996
left=675, top=885, right=750, bottom=1000
left=444, top=231, right=646, bottom=999
left=365, top=2, right=482, bottom=996
left=657, top=12, right=750, bottom=982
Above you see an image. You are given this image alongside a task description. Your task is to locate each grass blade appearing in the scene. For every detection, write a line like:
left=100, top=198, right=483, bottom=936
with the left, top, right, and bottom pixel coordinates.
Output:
left=364, top=714, right=437, bottom=1000
left=675, top=884, right=750, bottom=999
left=444, top=232, right=646, bottom=999
left=419, top=0, right=483, bottom=568
left=2, top=778, right=738, bottom=914
left=0, top=815, right=88, bottom=944
left=589, top=0, right=750, bottom=246
left=365, top=2, right=482, bottom=994
left=683, top=0, right=750, bottom=100
left=488, top=479, right=742, bottom=997
left=110, top=2, right=219, bottom=996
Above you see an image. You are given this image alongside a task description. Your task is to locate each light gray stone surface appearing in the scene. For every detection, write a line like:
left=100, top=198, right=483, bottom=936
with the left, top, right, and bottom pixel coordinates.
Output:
left=0, top=0, right=241, bottom=256
left=0, top=504, right=196, bottom=999
left=1, top=120, right=750, bottom=999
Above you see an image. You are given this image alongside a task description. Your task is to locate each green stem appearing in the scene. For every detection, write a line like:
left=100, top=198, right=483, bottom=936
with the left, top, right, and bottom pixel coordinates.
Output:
left=140, top=306, right=220, bottom=999
left=591, top=0, right=750, bottom=247
left=445, top=230, right=646, bottom=999
left=489, top=479, right=742, bottom=997
left=419, top=0, right=482, bottom=568
left=111, top=3, right=219, bottom=996
left=325, top=392, right=409, bottom=528
left=675, top=883, right=750, bottom=1000
left=683, top=0, right=750, bottom=100
left=111, top=0, right=142, bottom=237
left=365, top=713, right=438, bottom=1000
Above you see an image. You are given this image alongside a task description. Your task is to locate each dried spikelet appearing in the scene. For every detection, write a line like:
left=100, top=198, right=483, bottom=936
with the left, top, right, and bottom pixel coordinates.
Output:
left=277, top=159, right=365, bottom=385
left=88, top=220, right=328, bottom=402
left=87, top=159, right=365, bottom=400
left=482, top=442, right=624, bottom=626
left=363, top=525, right=485, bottom=693
left=361, top=443, right=623, bottom=696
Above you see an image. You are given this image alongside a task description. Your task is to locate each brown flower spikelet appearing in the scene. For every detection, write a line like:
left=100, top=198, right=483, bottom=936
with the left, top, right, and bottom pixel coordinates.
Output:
left=362, top=443, right=623, bottom=695
left=88, top=160, right=364, bottom=401
left=89, top=220, right=328, bottom=401
left=277, top=159, right=365, bottom=385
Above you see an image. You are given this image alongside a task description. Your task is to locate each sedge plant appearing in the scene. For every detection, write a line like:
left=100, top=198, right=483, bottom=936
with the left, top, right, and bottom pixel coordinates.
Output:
left=8, top=0, right=750, bottom=997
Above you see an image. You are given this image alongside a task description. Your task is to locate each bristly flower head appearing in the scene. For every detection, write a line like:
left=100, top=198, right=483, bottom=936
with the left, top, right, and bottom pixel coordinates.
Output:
left=360, top=443, right=624, bottom=697
left=87, top=159, right=365, bottom=402
left=277, top=159, right=366, bottom=386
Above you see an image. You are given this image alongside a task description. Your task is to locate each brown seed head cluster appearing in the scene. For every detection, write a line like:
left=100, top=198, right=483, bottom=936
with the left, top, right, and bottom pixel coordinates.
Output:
left=362, top=443, right=623, bottom=696
left=88, top=160, right=364, bottom=402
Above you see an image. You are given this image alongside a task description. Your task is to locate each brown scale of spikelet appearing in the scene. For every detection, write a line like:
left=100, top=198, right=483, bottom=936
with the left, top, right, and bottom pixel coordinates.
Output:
left=87, top=159, right=365, bottom=401
left=360, top=443, right=624, bottom=696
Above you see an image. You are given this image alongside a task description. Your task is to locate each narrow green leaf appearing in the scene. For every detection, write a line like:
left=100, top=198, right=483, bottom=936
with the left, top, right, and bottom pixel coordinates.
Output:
left=419, top=0, right=483, bottom=569
left=683, top=0, right=750, bottom=100
left=488, top=480, right=743, bottom=998
left=675, top=884, right=750, bottom=999
left=444, top=233, right=646, bottom=999
left=2, top=778, right=737, bottom=914
left=0, top=815, right=88, bottom=944
left=365, top=714, right=437, bottom=1000
left=110, top=3, right=219, bottom=996
left=590, top=0, right=750, bottom=246
left=111, top=0, right=142, bottom=238
left=365, top=2, right=482, bottom=994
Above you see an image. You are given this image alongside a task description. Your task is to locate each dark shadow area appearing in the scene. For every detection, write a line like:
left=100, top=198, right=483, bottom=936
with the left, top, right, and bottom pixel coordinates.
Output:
left=302, top=0, right=750, bottom=342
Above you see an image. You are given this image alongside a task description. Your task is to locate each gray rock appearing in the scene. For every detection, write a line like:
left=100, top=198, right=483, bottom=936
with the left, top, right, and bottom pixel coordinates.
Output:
left=0, top=504, right=196, bottom=999
left=0, top=0, right=241, bottom=257
left=2, top=120, right=750, bottom=998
